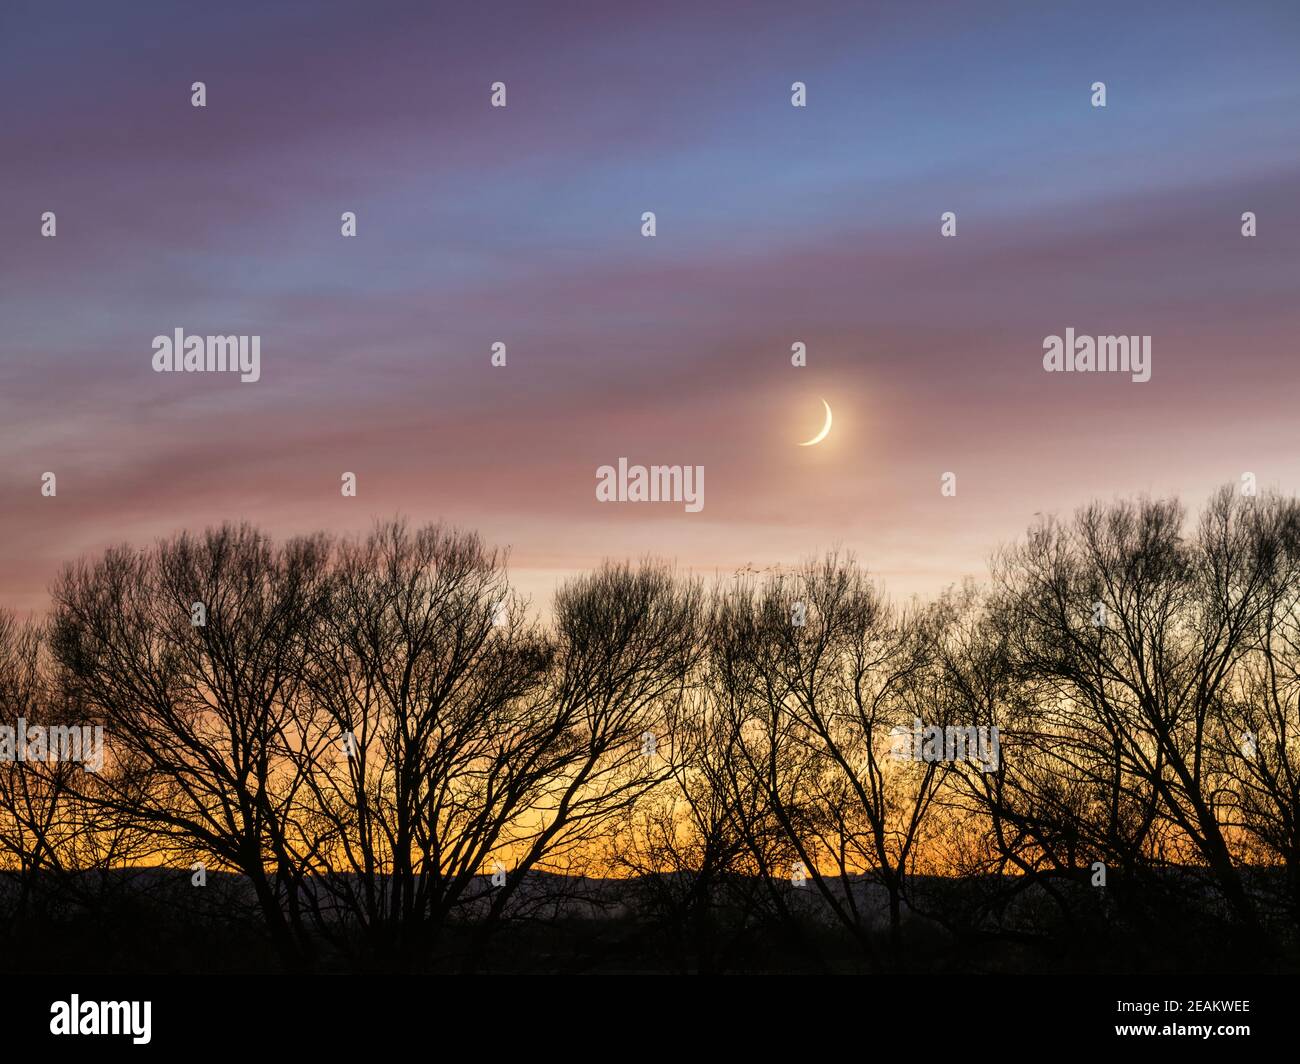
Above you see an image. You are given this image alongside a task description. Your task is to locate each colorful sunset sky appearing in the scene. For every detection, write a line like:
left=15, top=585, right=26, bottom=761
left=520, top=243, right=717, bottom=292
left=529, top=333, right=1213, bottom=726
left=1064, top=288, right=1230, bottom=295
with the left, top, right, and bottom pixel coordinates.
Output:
left=3, top=0, right=1298, bottom=615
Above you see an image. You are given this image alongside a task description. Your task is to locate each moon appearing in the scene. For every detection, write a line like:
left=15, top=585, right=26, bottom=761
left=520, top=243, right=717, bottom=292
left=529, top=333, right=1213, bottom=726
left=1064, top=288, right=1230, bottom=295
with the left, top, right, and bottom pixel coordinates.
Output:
left=798, top=399, right=833, bottom=447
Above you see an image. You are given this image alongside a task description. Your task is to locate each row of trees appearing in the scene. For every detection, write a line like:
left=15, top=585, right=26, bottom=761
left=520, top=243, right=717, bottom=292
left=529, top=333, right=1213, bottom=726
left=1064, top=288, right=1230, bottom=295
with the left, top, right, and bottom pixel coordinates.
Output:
left=3, top=487, right=1299, bottom=971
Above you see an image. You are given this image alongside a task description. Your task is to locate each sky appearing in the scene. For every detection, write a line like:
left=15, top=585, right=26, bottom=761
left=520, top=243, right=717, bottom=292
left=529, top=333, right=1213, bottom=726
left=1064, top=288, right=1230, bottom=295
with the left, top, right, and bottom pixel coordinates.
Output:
left=2, top=0, right=1298, bottom=615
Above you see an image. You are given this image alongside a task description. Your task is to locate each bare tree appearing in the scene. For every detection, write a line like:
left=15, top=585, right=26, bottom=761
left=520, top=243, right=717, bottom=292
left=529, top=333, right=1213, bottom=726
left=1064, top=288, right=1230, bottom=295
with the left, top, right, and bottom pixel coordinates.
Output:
left=1211, top=493, right=1300, bottom=924
left=283, top=521, right=548, bottom=967
left=463, top=560, right=705, bottom=966
left=981, top=490, right=1287, bottom=950
left=0, top=611, right=152, bottom=924
left=49, top=525, right=332, bottom=968
left=0, top=613, right=65, bottom=915
left=14, top=493, right=1294, bottom=972
left=707, top=555, right=945, bottom=970
left=610, top=678, right=785, bottom=972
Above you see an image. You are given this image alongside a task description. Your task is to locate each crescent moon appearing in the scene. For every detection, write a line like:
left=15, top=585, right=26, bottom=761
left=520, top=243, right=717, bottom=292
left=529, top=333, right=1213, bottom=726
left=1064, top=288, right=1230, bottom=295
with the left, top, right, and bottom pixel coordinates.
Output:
left=798, top=399, right=833, bottom=446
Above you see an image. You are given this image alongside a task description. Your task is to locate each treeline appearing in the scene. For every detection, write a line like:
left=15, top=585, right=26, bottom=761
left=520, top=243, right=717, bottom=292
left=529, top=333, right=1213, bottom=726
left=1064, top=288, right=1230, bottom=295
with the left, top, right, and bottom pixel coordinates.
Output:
left=2, top=487, right=1300, bottom=973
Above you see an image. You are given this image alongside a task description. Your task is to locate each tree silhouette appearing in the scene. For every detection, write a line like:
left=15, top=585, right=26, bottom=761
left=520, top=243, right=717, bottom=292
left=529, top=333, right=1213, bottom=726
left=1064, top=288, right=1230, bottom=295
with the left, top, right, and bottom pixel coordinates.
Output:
left=1, top=491, right=1296, bottom=972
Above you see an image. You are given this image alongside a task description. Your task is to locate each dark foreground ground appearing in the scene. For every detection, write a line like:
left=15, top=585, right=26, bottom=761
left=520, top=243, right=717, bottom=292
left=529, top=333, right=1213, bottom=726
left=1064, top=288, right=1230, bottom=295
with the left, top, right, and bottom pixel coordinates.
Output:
left=3, top=868, right=1296, bottom=974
